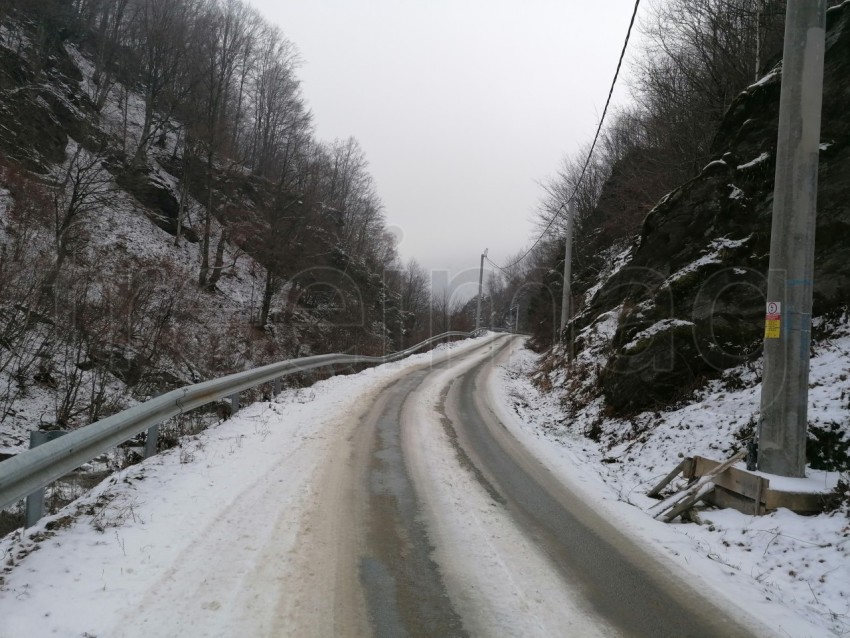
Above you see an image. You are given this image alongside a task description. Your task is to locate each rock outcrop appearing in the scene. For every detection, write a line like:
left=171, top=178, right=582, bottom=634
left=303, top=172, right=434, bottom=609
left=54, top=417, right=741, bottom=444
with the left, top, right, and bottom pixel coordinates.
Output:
left=580, top=3, right=850, bottom=413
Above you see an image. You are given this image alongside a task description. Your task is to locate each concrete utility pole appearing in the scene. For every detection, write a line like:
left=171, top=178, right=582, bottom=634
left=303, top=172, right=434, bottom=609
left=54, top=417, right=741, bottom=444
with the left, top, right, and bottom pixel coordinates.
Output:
left=475, top=249, right=487, bottom=330
left=758, top=0, right=827, bottom=477
left=559, top=200, right=576, bottom=339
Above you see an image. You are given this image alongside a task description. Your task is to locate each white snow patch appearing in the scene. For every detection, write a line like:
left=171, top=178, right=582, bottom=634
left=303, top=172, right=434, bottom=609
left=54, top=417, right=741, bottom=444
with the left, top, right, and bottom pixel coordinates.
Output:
left=712, top=235, right=752, bottom=250
left=493, top=335, right=850, bottom=637
left=737, top=152, right=771, bottom=171
left=754, top=470, right=840, bottom=494
left=623, top=318, right=694, bottom=352
left=583, top=242, right=634, bottom=306
left=702, top=159, right=728, bottom=172
left=0, top=21, right=32, bottom=51
left=664, top=235, right=753, bottom=287
left=749, top=67, right=781, bottom=89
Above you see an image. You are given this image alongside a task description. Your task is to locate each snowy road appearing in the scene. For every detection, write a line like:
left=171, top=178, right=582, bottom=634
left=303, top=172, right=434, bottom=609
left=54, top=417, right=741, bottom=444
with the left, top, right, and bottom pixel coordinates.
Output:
left=417, top=336, right=764, bottom=637
left=314, top=333, right=766, bottom=636
left=1, top=333, right=771, bottom=637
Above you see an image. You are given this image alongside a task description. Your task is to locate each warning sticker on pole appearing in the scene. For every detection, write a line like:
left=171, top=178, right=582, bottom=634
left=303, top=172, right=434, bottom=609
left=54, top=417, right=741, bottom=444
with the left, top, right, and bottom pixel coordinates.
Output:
left=765, top=301, right=781, bottom=339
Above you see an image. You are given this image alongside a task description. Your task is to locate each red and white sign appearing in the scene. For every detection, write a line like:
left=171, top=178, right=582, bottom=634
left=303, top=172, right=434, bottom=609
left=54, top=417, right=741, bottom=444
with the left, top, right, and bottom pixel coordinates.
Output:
left=764, top=301, right=781, bottom=338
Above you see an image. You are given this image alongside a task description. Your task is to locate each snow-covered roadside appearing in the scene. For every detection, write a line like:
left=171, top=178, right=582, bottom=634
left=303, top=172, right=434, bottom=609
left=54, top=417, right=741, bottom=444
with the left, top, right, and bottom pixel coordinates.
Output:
left=0, top=334, right=495, bottom=638
left=490, top=339, right=850, bottom=638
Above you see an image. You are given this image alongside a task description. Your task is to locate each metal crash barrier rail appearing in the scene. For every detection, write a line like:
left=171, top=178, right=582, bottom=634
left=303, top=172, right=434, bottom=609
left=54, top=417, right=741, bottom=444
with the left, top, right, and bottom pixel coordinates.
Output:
left=0, top=330, right=488, bottom=521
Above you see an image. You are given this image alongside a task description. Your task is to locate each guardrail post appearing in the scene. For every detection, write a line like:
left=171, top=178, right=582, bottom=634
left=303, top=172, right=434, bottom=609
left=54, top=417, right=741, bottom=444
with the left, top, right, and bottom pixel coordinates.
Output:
left=229, top=393, right=240, bottom=415
left=144, top=424, right=159, bottom=459
left=25, top=490, right=43, bottom=529
left=25, top=430, right=68, bottom=528
left=273, top=378, right=281, bottom=396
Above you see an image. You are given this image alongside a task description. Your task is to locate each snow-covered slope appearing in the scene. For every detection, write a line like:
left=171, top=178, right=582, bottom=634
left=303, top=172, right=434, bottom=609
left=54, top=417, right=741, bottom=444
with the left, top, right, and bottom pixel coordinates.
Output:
left=498, top=336, right=850, bottom=637
left=0, top=17, right=397, bottom=457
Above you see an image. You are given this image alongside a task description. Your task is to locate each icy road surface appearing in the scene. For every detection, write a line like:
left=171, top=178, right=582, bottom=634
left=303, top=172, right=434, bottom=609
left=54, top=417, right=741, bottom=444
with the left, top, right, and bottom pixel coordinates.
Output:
left=1, top=334, right=770, bottom=637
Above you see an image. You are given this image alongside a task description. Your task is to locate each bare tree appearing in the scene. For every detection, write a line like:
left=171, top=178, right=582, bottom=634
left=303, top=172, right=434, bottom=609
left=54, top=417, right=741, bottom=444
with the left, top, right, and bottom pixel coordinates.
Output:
left=80, top=0, right=133, bottom=112
left=396, top=258, right=430, bottom=344
left=430, top=289, right=469, bottom=335
left=634, top=0, right=786, bottom=176
left=244, top=25, right=310, bottom=179
left=49, top=143, right=113, bottom=282
left=128, top=0, right=197, bottom=166
left=190, top=0, right=258, bottom=288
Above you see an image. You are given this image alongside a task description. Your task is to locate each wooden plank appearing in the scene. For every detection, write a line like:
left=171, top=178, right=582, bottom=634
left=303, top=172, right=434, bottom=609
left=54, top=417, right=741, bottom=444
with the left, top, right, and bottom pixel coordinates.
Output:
left=662, top=484, right=715, bottom=523
left=692, top=456, right=720, bottom=477
left=764, top=489, right=825, bottom=513
left=691, top=456, right=768, bottom=503
left=647, top=459, right=687, bottom=498
left=714, top=467, right=767, bottom=502
left=673, top=453, right=828, bottom=516
left=707, top=485, right=760, bottom=514
left=652, top=450, right=745, bottom=521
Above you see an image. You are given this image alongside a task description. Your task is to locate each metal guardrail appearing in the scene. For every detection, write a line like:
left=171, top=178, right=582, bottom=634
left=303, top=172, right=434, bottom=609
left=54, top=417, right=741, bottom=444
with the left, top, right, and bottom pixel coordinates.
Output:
left=0, top=330, right=485, bottom=515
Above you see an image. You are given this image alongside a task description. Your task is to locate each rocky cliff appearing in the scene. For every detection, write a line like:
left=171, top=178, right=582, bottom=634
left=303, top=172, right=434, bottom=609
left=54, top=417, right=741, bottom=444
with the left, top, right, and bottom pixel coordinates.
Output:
left=571, top=2, right=850, bottom=414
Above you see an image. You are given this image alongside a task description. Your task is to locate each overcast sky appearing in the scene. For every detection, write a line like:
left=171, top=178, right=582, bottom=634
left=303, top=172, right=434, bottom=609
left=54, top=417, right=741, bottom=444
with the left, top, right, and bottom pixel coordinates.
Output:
left=247, top=0, right=643, bottom=298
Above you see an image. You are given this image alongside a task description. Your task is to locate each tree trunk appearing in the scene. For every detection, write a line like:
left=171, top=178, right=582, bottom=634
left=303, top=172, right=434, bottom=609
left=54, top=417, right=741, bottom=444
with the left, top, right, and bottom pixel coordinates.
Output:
left=260, top=270, right=276, bottom=327
left=198, top=154, right=214, bottom=287
left=198, top=208, right=211, bottom=287
left=175, top=179, right=187, bottom=247
left=754, top=0, right=762, bottom=81
left=131, top=95, right=155, bottom=167
left=175, top=132, right=192, bottom=247
left=43, top=245, right=68, bottom=297
left=285, top=282, right=299, bottom=319
left=121, top=86, right=129, bottom=155
left=207, top=227, right=228, bottom=289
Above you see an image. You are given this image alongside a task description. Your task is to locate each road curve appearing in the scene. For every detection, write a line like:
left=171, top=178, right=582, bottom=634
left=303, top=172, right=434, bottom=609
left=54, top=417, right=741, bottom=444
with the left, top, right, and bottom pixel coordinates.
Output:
left=347, top=334, right=768, bottom=637
left=436, top=336, right=767, bottom=637
left=0, top=334, right=771, bottom=638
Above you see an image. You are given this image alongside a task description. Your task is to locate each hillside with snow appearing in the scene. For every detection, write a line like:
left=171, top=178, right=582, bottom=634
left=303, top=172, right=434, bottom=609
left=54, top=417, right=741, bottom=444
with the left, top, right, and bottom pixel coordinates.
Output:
left=0, top=2, right=419, bottom=464
left=496, top=335, right=850, bottom=636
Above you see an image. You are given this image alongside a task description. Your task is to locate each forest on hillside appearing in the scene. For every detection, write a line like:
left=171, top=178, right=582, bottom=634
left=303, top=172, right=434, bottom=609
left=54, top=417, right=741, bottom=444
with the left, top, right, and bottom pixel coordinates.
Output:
left=475, top=0, right=845, bottom=348
left=0, top=0, right=478, bottom=444
left=505, top=0, right=850, bottom=422
left=1, top=0, right=848, bottom=447
left=491, top=0, right=790, bottom=342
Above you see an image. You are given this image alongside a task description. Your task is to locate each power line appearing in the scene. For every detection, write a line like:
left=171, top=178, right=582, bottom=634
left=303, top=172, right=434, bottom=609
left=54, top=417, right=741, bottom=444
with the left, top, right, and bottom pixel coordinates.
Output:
left=487, top=0, right=642, bottom=273
left=485, top=254, right=511, bottom=275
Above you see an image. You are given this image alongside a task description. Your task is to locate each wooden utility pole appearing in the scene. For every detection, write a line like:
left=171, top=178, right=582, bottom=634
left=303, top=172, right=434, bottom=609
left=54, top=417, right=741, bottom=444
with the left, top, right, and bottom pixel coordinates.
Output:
left=475, top=249, right=487, bottom=330
left=559, top=200, right=575, bottom=339
left=758, top=0, right=827, bottom=477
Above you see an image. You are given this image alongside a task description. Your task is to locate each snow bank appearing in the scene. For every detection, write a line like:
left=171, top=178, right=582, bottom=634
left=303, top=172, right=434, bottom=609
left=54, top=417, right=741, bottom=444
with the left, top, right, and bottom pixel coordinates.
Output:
left=494, top=338, right=850, bottom=637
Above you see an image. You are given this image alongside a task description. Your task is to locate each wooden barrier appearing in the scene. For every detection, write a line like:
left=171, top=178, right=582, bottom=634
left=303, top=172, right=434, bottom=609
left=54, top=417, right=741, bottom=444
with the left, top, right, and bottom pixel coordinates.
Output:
left=650, top=453, right=827, bottom=519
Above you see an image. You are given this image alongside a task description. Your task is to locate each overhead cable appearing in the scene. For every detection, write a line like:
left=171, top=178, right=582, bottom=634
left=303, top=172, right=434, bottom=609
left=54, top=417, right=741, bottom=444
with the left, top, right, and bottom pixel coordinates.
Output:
left=487, top=0, right=642, bottom=273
